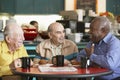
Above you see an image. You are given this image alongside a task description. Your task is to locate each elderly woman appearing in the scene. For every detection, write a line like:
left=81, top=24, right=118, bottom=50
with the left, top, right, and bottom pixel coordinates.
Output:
left=0, top=22, right=29, bottom=80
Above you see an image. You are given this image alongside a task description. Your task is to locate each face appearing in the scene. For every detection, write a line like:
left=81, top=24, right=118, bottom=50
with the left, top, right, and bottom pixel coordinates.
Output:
left=8, top=27, right=25, bottom=50
left=49, top=25, right=65, bottom=45
left=117, top=16, right=120, bottom=23
left=34, top=23, right=38, bottom=30
left=89, top=21, right=104, bottom=43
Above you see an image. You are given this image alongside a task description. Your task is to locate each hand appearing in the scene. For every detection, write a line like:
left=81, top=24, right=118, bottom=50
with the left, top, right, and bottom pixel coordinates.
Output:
left=70, top=59, right=80, bottom=65
left=9, top=61, right=15, bottom=70
left=9, top=58, right=21, bottom=70
left=64, top=59, right=70, bottom=65
left=85, top=43, right=94, bottom=57
left=14, top=59, right=22, bottom=68
left=39, top=59, right=48, bottom=64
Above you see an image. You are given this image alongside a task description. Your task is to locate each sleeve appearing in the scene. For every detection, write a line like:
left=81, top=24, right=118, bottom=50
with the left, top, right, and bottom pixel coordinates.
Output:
left=69, top=40, right=78, bottom=53
left=73, top=44, right=78, bottom=52
left=36, top=44, right=40, bottom=54
left=36, top=43, right=45, bottom=57
left=1, top=66, right=12, bottom=76
left=76, top=42, right=92, bottom=62
left=76, top=49, right=86, bottom=62
left=74, top=43, right=78, bottom=53
left=90, top=40, right=120, bottom=69
left=20, top=45, right=29, bottom=57
left=0, top=42, right=11, bottom=76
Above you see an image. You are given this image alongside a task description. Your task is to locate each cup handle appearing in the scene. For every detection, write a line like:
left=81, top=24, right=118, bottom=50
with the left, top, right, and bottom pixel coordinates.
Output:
left=52, top=56, right=56, bottom=65
left=14, top=58, right=22, bottom=68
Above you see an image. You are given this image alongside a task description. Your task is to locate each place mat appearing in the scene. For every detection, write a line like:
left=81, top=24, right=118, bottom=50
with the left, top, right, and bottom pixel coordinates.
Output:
left=38, top=66, right=77, bottom=72
left=39, top=64, right=53, bottom=67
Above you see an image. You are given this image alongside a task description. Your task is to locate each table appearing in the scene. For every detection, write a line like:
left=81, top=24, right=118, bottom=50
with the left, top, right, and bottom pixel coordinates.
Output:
left=12, top=66, right=113, bottom=80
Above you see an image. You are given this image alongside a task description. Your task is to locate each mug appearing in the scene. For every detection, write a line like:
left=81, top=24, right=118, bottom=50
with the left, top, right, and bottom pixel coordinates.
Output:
left=33, top=58, right=40, bottom=64
left=21, top=57, right=31, bottom=72
left=52, top=55, right=64, bottom=67
left=33, top=58, right=40, bottom=67
left=80, top=56, right=89, bottom=68
left=65, top=28, right=71, bottom=35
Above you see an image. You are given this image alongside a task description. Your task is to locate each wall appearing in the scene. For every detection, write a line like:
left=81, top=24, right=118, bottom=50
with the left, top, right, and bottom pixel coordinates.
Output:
left=97, top=0, right=106, bottom=14
left=14, top=15, right=62, bottom=31
left=0, top=0, right=64, bottom=14
left=65, top=0, right=76, bottom=10
left=65, top=0, right=106, bottom=15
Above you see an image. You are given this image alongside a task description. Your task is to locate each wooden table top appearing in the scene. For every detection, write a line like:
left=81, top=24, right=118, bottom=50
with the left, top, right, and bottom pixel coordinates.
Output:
left=13, top=66, right=113, bottom=78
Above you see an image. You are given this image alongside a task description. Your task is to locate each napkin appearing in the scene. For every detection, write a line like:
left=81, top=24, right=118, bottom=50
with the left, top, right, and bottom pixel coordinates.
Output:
left=38, top=66, right=77, bottom=72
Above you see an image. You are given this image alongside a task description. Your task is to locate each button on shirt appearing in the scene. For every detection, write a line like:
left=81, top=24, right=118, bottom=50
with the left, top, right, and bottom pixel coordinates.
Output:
left=77, top=33, right=120, bottom=80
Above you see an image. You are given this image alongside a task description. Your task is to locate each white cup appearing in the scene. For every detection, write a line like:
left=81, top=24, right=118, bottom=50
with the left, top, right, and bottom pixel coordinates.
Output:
left=65, top=28, right=71, bottom=35
left=75, top=33, right=83, bottom=43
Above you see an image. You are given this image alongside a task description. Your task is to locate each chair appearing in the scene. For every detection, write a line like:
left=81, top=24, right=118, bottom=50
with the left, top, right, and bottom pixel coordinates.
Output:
left=2, top=75, right=22, bottom=80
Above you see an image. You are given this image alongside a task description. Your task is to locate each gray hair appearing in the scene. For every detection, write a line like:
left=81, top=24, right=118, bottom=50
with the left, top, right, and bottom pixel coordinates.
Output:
left=3, top=23, right=19, bottom=38
left=47, top=22, right=63, bottom=32
left=92, top=16, right=111, bottom=32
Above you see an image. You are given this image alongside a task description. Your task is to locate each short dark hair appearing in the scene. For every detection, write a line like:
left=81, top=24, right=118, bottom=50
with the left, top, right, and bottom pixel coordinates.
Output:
left=30, top=21, right=38, bottom=25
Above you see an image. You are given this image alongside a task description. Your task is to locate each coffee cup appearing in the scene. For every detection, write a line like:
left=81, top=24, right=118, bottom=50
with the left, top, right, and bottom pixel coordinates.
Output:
left=80, top=56, right=89, bottom=68
left=33, top=58, right=40, bottom=64
left=33, top=58, right=40, bottom=67
left=52, top=55, right=64, bottom=67
left=21, top=57, right=31, bottom=72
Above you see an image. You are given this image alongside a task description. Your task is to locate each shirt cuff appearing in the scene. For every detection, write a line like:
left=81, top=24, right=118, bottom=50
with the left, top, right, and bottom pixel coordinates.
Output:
left=90, top=53, right=97, bottom=61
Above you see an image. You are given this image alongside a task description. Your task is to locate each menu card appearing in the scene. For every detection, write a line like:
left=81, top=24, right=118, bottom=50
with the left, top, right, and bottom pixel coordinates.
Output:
left=38, top=66, right=77, bottom=72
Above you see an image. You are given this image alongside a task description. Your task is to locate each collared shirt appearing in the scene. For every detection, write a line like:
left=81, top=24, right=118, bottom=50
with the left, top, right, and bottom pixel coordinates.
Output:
left=77, top=33, right=120, bottom=80
left=0, top=41, right=28, bottom=76
left=36, top=39, right=78, bottom=59
left=51, top=44, right=62, bottom=56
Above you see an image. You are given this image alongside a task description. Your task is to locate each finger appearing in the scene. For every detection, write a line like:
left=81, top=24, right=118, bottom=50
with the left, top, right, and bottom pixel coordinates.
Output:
left=85, top=48, right=90, bottom=54
left=91, top=43, right=95, bottom=53
left=92, top=43, right=95, bottom=48
left=14, top=59, right=22, bottom=68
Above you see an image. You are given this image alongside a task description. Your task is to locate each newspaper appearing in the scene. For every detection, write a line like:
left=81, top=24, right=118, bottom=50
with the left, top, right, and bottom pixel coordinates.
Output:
left=38, top=66, right=77, bottom=72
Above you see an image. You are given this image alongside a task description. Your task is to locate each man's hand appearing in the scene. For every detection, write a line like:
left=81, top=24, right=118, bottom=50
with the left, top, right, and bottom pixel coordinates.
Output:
left=14, top=59, right=22, bottom=68
left=39, top=59, right=48, bottom=64
left=70, top=59, right=80, bottom=65
left=64, top=59, right=70, bottom=65
left=9, top=58, right=21, bottom=70
left=85, top=43, right=94, bottom=57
